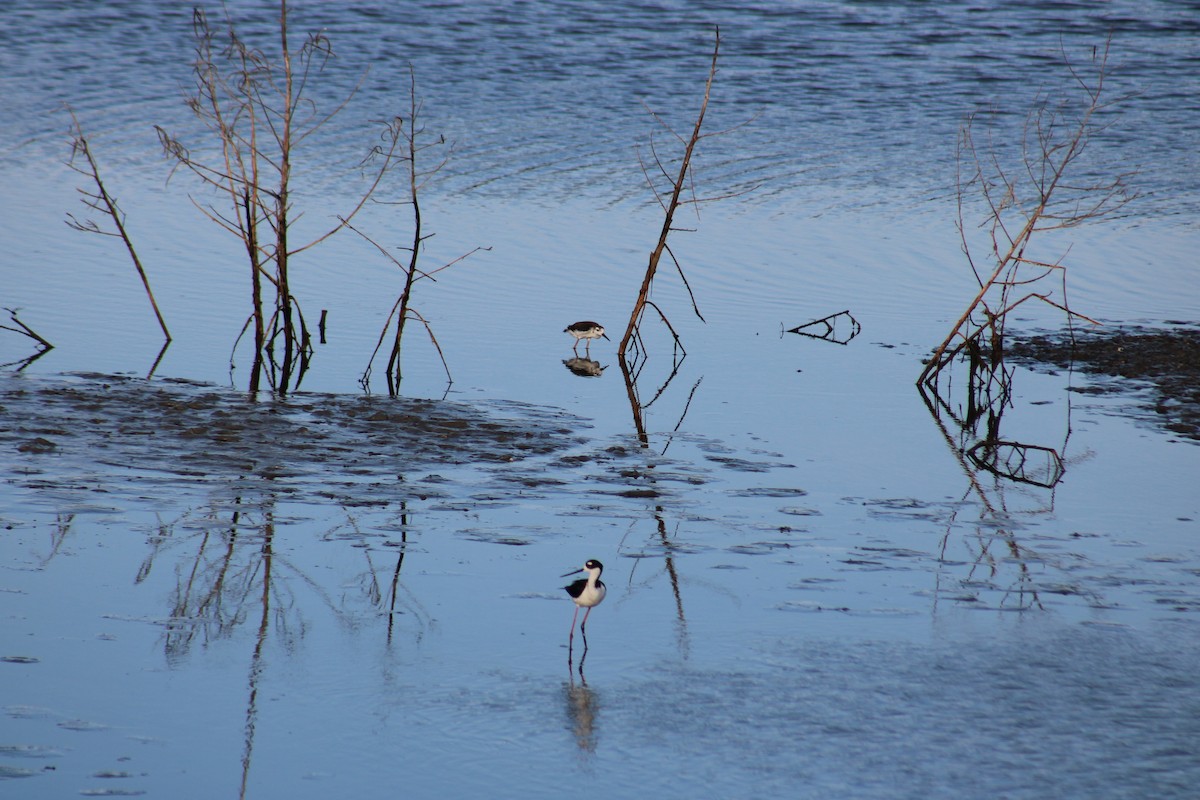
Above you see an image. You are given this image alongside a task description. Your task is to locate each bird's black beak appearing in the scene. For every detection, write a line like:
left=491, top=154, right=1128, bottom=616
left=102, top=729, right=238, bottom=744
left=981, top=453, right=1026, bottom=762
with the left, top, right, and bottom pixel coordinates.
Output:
left=561, top=567, right=584, bottom=577
left=602, top=333, right=611, bottom=340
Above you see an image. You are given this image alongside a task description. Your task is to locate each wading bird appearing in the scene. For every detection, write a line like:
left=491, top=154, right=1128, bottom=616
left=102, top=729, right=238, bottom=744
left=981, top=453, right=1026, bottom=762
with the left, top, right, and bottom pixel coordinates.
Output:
left=563, top=321, right=609, bottom=354
left=562, top=559, right=606, bottom=648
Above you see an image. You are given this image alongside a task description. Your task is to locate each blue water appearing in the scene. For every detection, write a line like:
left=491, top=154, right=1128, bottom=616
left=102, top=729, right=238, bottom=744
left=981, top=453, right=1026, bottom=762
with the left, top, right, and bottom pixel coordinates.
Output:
left=2, top=2, right=1199, bottom=798
left=2, top=0, right=1198, bottom=213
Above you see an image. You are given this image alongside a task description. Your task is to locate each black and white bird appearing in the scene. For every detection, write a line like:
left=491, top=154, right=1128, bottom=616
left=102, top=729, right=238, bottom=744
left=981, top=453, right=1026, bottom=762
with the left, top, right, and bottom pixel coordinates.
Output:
left=562, top=559, right=606, bottom=646
left=563, top=321, right=610, bottom=354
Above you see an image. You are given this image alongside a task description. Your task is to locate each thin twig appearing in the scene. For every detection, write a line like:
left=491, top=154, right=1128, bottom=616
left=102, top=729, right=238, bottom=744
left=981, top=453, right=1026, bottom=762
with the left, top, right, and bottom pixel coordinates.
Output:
left=2, top=308, right=53, bottom=350
left=619, top=26, right=722, bottom=359
left=66, top=106, right=171, bottom=343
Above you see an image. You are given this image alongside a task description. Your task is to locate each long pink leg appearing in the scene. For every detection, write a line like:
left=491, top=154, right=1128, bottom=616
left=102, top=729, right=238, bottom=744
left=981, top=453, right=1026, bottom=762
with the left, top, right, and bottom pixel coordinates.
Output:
left=568, top=606, right=580, bottom=645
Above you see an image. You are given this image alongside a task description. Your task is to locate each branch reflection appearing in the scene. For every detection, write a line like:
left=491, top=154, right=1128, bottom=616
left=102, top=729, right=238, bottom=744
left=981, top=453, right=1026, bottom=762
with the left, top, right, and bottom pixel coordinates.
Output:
left=135, top=489, right=425, bottom=798
left=613, top=340, right=701, bottom=659
left=342, top=501, right=433, bottom=647
left=919, top=348, right=1091, bottom=611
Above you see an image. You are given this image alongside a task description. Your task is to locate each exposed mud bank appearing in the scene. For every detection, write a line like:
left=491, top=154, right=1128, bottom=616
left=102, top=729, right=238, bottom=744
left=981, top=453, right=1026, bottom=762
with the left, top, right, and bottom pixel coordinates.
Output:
left=1009, top=325, right=1200, bottom=440
left=1, top=372, right=589, bottom=509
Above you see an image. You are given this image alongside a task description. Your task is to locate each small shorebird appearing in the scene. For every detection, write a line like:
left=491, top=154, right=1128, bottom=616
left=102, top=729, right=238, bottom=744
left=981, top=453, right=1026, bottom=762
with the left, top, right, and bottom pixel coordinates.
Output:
left=564, top=321, right=610, bottom=354
left=562, top=559, right=606, bottom=647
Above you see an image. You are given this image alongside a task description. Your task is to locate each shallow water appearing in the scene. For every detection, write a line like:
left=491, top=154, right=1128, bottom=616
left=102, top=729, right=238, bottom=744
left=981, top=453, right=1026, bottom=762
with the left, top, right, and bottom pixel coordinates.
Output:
left=3, top=2, right=1200, bottom=798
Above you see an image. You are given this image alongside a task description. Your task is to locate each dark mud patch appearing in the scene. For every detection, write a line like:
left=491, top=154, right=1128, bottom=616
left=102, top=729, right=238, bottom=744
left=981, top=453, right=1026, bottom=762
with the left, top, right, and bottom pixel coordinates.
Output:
left=1009, top=325, right=1200, bottom=441
left=0, top=373, right=589, bottom=509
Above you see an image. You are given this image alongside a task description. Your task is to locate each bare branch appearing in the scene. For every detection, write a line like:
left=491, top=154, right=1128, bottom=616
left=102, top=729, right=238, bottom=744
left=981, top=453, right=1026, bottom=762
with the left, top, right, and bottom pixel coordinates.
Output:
left=66, top=105, right=172, bottom=342
left=619, top=26, right=725, bottom=359
left=2, top=308, right=54, bottom=350
left=920, top=37, right=1139, bottom=389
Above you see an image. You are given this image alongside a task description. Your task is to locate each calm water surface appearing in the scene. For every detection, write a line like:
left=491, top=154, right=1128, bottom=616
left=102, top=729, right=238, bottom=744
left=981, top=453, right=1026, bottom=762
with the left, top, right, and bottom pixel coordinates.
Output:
left=2, top=2, right=1199, bottom=798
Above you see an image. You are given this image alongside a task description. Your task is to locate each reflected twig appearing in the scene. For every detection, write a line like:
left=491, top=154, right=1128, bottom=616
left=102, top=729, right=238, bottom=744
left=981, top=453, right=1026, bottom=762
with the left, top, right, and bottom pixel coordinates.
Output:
left=967, top=439, right=1065, bottom=488
left=785, top=309, right=861, bottom=345
left=30, top=514, right=77, bottom=568
left=239, top=514, right=273, bottom=800
left=334, top=503, right=432, bottom=645
left=146, top=339, right=171, bottom=380
left=919, top=345, right=1093, bottom=614
left=658, top=376, right=703, bottom=457
left=614, top=316, right=705, bottom=660
left=617, top=335, right=689, bottom=449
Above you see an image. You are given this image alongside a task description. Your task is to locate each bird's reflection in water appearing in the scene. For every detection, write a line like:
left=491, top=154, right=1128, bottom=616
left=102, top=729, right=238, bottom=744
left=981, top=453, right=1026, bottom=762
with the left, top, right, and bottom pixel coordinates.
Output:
left=562, top=357, right=606, bottom=377
left=563, top=672, right=600, bottom=753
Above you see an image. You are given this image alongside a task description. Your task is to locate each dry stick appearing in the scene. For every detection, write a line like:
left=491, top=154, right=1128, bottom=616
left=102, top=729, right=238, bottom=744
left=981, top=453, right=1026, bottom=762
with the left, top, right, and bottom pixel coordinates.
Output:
left=65, top=108, right=171, bottom=343
left=401, top=308, right=454, bottom=385
left=344, top=214, right=433, bottom=383
left=389, top=91, right=425, bottom=392
left=346, top=222, right=488, bottom=390
left=663, top=241, right=705, bottom=324
left=266, top=0, right=299, bottom=391
left=163, top=9, right=269, bottom=388
left=641, top=300, right=687, bottom=357
left=617, top=27, right=720, bottom=359
left=244, top=188, right=266, bottom=392
left=383, top=68, right=474, bottom=394
left=2, top=308, right=53, bottom=350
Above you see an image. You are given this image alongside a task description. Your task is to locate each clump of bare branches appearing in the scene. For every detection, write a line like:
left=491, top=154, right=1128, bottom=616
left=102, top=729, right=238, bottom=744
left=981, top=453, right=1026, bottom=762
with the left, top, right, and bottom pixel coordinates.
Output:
left=65, top=107, right=171, bottom=344
left=356, top=68, right=488, bottom=395
left=156, top=1, right=400, bottom=394
left=918, top=37, right=1139, bottom=392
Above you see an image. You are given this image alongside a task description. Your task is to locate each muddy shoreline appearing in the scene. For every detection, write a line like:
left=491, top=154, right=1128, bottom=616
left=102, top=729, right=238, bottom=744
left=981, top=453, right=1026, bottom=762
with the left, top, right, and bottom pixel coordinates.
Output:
left=1009, top=324, right=1200, bottom=440
left=0, top=372, right=591, bottom=512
